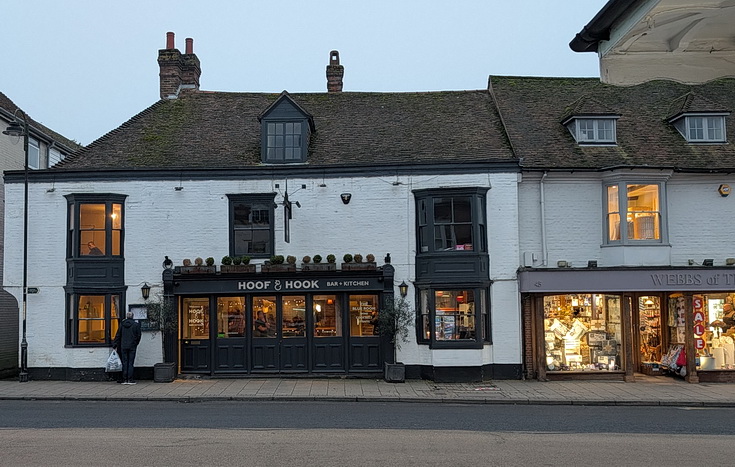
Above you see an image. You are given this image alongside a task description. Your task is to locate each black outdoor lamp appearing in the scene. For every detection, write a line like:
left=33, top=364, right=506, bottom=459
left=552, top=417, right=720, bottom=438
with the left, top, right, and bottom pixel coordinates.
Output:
left=162, top=256, right=174, bottom=270
left=398, top=281, right=409, bottom=298
left=141, top=283, right=151, bottom=301
left=3, top=109, right=30, bottom=382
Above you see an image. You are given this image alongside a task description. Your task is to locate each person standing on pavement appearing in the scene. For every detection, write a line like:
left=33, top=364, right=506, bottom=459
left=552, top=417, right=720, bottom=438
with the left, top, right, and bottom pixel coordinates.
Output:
left=113, top=311, right=142, bottom=384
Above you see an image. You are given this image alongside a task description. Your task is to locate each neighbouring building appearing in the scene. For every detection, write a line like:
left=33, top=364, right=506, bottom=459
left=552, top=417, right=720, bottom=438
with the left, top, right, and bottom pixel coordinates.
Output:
left=0, top=92, right=80, bottom=379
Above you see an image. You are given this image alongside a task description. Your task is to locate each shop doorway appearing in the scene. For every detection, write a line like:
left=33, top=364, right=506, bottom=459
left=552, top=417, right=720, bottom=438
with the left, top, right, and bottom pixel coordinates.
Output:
left=635, top=295, right=663, bottom=373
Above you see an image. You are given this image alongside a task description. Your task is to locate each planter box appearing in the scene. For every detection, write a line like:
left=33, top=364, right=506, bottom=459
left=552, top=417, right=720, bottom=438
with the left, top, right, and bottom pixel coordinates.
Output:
left=384, top=362, right=405, bottom=383
left=220, top=264, right=256, bottom=274
left=179, top=266, right=216, bottom=274
left=153, top=362, right=176, bottom=383
left=261, top=264, right=297, bottom=273
left=341, top=262, right=377, bottom=271
left=301, top=263, right=337, bottom=272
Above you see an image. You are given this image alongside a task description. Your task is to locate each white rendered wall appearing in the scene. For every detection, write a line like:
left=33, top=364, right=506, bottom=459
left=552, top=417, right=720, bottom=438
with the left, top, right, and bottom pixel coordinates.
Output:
left=4, top=171, right=522, bottom=370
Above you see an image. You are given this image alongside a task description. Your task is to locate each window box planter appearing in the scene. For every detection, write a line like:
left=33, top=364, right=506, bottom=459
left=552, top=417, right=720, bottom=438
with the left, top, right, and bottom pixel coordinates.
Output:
left=341, top=262, right=377, bottom=271
left=302, top=263, right=337, bottom=272
left=178, top=266, right=216, bottom=274
left=153, top=362, right=176, bottom=383
left=261, top=264, right=297, bottom=273
left=220, top=264, right=256, bottom=274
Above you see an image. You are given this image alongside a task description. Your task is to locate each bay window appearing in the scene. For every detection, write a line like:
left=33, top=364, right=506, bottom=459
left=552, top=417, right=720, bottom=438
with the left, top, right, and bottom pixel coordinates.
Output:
left=605, top=182, right=663, bottom=244
left=418, top=286, right=489, bottom=348
left=67, top=194, right=126, bottom=258
left=67, top=292, right=122, bottom=346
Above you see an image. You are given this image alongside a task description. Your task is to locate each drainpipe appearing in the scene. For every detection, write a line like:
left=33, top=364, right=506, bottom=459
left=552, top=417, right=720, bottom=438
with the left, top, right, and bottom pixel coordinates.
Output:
left=540, top=171, right=548, bottom=266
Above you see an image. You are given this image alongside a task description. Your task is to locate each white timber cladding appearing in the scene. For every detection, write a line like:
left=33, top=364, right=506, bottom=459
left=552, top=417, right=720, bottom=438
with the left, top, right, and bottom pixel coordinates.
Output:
left=519, top=172, right=735, bottom=269
left=3, top=172, right=522, bottom=369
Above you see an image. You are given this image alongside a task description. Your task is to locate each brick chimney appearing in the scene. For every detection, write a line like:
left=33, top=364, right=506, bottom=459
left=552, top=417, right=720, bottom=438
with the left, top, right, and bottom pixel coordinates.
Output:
left=158, top=32, right=201, bottom=99
left=326, top=50, right=344, bottom=93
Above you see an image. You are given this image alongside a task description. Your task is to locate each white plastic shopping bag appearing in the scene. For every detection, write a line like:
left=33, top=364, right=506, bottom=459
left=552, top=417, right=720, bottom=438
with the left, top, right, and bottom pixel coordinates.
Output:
left=105, top=349, right=122, bottom=372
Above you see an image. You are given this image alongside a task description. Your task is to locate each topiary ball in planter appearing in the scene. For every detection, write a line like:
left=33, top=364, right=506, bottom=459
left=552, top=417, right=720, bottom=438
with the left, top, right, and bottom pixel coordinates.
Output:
left=270, top=255, right=285, bottom=264
left=240, top=256, right=251, bottom=265
left=205, top=257, right=215, bottom=266
left=194, top=257, right=204, bottom=266
left=221, top=256, right=233, bottom=265
left=343, top=253, right=353, bottom=263
left=287, top=255, right=297, bottom=265
left=327, top=254, right=336, bottom=263
left=366, top=254, right=375, bottom=263
left=302, top=255, right=311, bottom=264
left=313, top=255, right=322, bottom=264
left=354, top=254, right=363, bottom=263
left=232, top=256, right=242, bottom=265
left=183, top=258, right=192, bottom=266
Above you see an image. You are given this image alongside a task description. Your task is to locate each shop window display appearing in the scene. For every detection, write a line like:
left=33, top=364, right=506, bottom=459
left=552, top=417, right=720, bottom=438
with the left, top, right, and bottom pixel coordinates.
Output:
left=544, top=294, right=622, bottom=371
left=694, top=293, right=735, bottom=370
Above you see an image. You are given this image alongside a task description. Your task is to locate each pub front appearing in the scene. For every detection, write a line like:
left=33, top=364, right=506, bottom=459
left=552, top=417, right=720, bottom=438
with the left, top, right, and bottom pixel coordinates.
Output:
left=163, top=264, right=395, bottom=377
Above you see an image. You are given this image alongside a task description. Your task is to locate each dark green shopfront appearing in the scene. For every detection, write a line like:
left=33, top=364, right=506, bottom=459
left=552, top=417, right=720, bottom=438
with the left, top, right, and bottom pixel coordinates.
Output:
left=164, top=265, right=395, bottom=377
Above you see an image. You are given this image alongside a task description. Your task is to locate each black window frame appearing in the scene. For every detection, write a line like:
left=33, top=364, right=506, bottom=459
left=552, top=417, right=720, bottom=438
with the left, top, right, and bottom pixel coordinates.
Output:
left=65, top=290, right=125, bottom=347
left=415, top=187, right=488, bottom=255
left=261, top=119, right=309, bottom=163
left=416, top=284, right=491, bottom=349
left=227, top=193, right=276, bottom=259
left=66, top=193, right=127, bottom=259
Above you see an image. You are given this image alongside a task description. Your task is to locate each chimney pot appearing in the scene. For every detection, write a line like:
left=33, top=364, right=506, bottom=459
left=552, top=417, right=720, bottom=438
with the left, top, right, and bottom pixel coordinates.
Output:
left=185, top=38, right=193, bottom=54
left=166, top=31, right=175, bottom=49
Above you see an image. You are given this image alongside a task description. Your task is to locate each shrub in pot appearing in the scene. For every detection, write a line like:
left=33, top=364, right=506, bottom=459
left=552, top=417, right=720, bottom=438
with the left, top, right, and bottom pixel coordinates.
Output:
left=354, top=254, right=363, bottom=263
left=302, top=255, right=311, bottom=264
left=287, top=255, right=297, bottom=265
left=221, top=256, right=233, bottom=266
left=327, top=254, right=336, bottom=263
left=313, top=255, right=322, bottom=264
left=366, top=254, right=375, bottom=263
left=343, top=253, right=353, bottom=263
left=205, top=257, right=215, bottom=266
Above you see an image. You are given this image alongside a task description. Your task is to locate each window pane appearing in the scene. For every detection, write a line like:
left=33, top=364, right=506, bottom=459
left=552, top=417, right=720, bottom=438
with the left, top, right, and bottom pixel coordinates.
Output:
left=294, top=122, right=301, bottom=133
left=434, top=198, right=452, bottom=223
left=349, top=295, right=378, bottom=337
left=435, top=290, right=475, bottom=340
left=453, top=197, right=471, bottom=223
left=454, top=224, right=472, bottom=247
left=218, top=297, right=245, bottom=338
left=688, top=117, right=704, bottom=140
left=78, top=295, right=105, bottom=343
left=434, top=225, right=453, bottom=250
left=707, top=117, right=723, bottom=140
left=28, top=138, right=40, bottom=169
left=314, top=295, right=341, bottom=337
left=627, top=184, right=660, bottom=240
left=182, top=297, right=209, bottom=339
left=282, top=296, right=306, bottom=337
left=544, top=294, right=623, bottom=372
left=80, top=203, right=106, bottom=256
left=420, top=289, right=430, bottom=341
left=253, top=296, right=276, bottom=337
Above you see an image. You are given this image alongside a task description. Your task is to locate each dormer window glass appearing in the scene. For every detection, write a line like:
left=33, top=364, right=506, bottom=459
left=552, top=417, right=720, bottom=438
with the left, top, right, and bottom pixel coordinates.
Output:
left=267, top=122, right=303, bottom=161
left=569, top=118, right=616, bottom=144
left=687, top=116, right=724, bottom=142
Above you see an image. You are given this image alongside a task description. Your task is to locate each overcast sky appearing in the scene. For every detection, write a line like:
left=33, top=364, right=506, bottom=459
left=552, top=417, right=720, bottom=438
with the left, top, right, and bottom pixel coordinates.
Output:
left=2, top=1, right=607, bottom=145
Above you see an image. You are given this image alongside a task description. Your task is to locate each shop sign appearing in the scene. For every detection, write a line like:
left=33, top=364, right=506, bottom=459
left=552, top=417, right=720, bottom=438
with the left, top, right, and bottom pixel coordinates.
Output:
left=234, top=278, right=380, bottom=293
left=693, top=295, right=705, bottom=352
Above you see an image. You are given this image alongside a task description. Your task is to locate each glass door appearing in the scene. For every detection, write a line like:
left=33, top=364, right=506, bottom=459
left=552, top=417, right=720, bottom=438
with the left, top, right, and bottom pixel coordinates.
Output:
left=251, top=296, right=277, bottom=370
left=637, top=295, right=662, bottom=373
left=181, top=297, right=210, bottom=372
left=214, top=297, right=247, bottom=372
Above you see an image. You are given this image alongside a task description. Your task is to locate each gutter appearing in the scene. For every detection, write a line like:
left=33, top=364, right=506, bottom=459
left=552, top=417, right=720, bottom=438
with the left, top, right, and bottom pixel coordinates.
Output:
left=569, top=0, right=640, bottom=53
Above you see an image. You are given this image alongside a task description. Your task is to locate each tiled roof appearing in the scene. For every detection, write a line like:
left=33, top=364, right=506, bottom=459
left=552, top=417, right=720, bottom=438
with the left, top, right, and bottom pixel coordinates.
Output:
left=57, top=90, right=514, bottom=170
left=0, top=91, right=82, bottom=152
left=666, top=92, right=730, bottom=121
left=490, top=76, right=735, bottom=171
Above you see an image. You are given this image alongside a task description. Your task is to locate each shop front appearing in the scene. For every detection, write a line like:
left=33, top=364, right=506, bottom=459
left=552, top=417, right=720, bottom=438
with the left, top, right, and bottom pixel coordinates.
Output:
left=519, top=267, right=735, bottom=383
left=166, top=269, right=392, bottom=377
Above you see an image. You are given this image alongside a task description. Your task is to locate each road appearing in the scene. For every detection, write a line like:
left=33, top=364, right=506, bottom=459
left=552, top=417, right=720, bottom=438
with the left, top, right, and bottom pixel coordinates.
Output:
left=0, top=401, right=732, bottom=466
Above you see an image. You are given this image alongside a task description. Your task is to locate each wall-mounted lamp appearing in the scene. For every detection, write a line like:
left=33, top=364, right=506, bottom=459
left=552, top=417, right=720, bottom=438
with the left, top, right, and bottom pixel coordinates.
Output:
left=719, top=184, right=731, bottom=197
left=174, top=186, right=183, bottom=191
left=340, top=193, right=352, bottom=204
left=557, top=260, right=569, bottom=268
left=162, top=256, right=174, bottom=270
left=726, top=258, right=735, bottom=266
left=141, top=282, right=151, bottom=300
left=703, top=259, right=714, bottom=267
left=398, top=281, right=409, bottom=298
left=688, top=259, right=695, bottom=266
left=587, top=260, right=598, bottom=268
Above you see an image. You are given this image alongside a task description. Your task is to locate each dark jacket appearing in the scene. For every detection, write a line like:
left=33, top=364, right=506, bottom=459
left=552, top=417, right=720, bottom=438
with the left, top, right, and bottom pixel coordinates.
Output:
left=113, top=319, right=142, bottom=350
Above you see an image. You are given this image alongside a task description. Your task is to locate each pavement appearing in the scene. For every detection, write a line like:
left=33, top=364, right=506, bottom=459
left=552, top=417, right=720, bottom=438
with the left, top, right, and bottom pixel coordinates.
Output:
left=2, top=374, right=735, bottom=406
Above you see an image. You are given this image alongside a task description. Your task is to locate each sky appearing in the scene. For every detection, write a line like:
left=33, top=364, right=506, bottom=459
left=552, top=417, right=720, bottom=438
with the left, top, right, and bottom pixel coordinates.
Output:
left=2, top=1, right=607, bottom=146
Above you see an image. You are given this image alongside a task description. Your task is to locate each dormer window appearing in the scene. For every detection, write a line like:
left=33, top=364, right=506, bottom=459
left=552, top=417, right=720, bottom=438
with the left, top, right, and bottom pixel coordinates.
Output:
left=565, top=117, right=617, bottom=144
left=684, top=115, right=726, bottom=143
left=266, top=121, right=303, bottom=161
left=259, top=92, right=314, bottom=164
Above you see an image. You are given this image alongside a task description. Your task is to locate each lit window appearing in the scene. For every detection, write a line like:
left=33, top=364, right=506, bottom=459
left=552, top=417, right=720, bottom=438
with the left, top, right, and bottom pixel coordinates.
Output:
left=68, top=293, right=121, bottom=346
left=606, top=183, right=662, bottom=243
left=67, top=194, right=126, bottom=258
left=419, top=287, right=489, bottom=348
